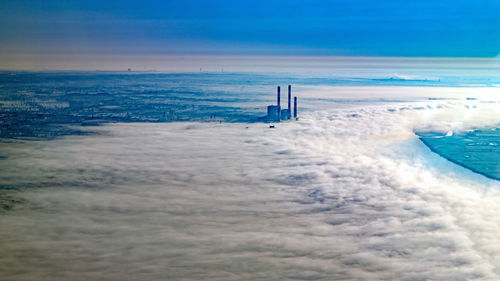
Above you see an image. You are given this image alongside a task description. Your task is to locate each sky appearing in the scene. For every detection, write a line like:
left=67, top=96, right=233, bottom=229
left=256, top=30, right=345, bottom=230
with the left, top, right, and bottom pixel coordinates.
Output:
left=1, top=0, right=500, bottom=69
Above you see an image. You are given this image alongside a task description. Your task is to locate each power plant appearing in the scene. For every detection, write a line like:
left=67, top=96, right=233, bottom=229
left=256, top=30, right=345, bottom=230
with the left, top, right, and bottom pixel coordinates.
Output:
left=265, top=85, right=298, bottom=122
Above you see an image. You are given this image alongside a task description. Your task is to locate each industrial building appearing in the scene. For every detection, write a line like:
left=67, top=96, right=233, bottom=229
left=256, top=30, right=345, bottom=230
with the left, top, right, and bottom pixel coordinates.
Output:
left=266, top=85, right=298, bottom=122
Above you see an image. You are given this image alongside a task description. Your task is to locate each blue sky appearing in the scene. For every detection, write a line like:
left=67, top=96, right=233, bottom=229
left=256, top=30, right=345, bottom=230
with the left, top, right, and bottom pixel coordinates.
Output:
left=1, top=0, right=500, bottom=59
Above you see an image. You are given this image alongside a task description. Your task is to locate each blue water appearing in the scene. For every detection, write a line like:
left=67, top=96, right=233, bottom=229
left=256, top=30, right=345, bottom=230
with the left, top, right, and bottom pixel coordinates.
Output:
left=419, top=129, right=500, bottom=180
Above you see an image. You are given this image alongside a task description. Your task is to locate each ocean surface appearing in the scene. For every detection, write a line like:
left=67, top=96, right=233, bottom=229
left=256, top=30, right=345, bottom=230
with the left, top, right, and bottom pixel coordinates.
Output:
left=1, top=68, right=500, bottom=280
left=419, top=129, right=500, bottom=181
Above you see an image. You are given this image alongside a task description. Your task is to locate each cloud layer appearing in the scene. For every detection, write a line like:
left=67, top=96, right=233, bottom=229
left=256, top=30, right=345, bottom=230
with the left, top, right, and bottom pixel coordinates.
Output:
left=1, top=99, right=500, bottom=280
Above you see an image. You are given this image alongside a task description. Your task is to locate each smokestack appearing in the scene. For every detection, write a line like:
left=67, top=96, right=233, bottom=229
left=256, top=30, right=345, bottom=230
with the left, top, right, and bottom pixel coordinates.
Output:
left=277, top=86, right=280, bottom=107
left=288, top=85, right=291, bottom=110
left=288, top=85, right=292, bottom=119
left=294, top=96, right=297, bottom=118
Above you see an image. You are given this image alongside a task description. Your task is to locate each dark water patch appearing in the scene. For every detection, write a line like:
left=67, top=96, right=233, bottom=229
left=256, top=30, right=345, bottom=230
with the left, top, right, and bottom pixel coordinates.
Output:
left=418, top=128, right=500, bottom=181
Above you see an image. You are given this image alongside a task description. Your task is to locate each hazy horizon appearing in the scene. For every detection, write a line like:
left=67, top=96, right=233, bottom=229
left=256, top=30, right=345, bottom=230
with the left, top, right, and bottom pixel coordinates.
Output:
left=2, top=54, right=500, bottom=72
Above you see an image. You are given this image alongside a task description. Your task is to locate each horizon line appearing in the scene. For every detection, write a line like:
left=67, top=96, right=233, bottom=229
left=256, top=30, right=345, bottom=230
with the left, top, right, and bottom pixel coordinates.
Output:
left=1, top=54, right=499, bottom=72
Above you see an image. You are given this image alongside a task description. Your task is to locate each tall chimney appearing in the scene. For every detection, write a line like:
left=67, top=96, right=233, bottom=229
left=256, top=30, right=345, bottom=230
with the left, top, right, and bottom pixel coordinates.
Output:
left=294, top=97, right=297, bottom=118
left=288, top=85, right=291, bottom=110
left=277, top=86, right=280, bottom=107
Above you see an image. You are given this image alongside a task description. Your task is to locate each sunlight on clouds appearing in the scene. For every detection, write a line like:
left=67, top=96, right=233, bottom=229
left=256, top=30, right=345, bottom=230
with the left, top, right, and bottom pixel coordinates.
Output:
left=1, top=98, right=500, bottom=280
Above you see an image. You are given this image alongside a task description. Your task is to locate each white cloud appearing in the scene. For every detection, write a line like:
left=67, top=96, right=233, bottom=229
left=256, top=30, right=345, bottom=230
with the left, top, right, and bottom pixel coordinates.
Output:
left=1, top=99, right=500, bottom=280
